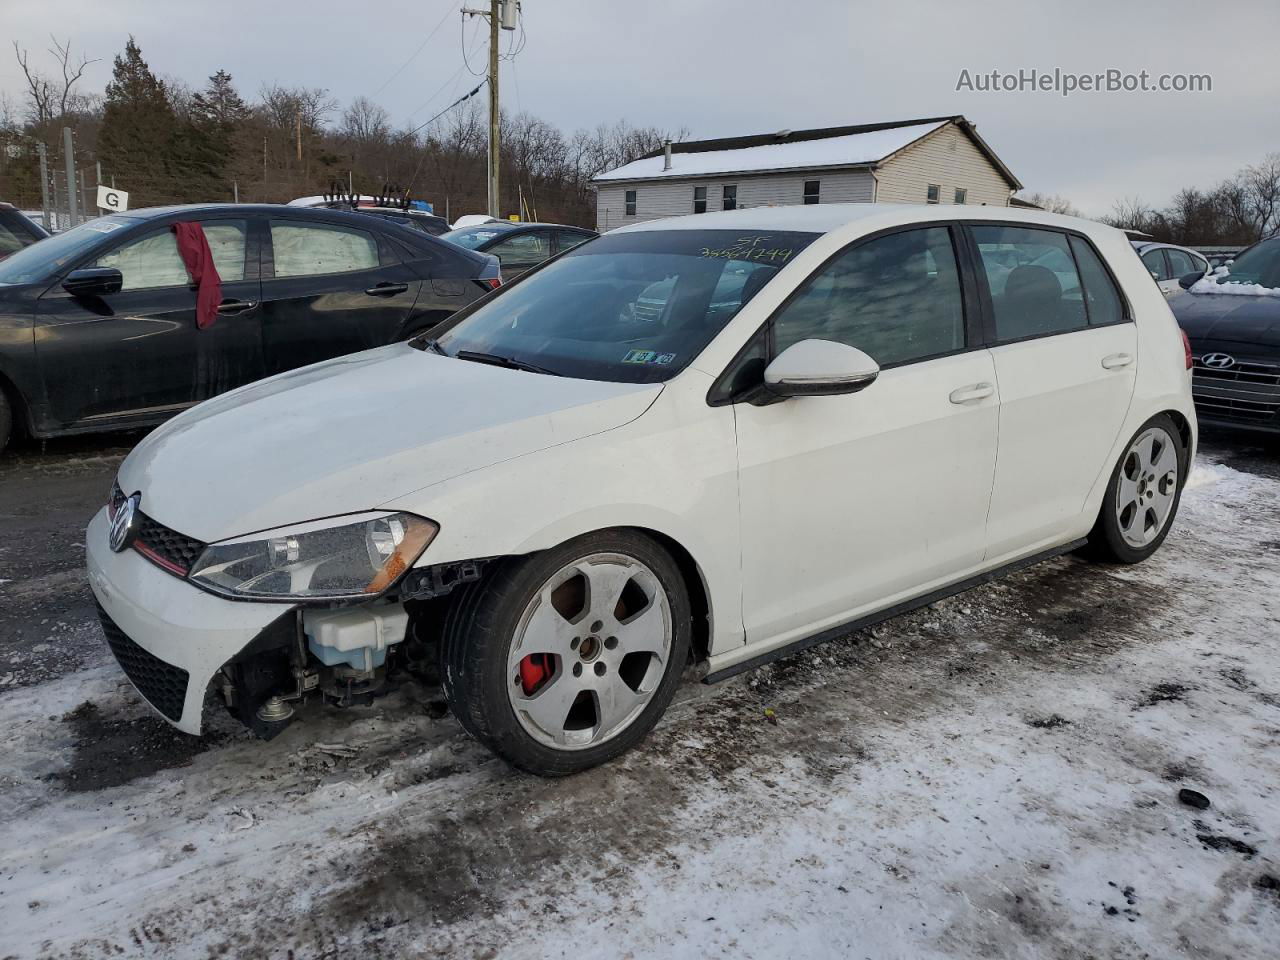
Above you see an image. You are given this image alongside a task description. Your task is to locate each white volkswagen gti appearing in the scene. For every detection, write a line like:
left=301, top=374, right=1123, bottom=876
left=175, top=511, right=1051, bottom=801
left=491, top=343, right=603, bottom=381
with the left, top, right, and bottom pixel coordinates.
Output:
left=87, top=204, right=1196, bottom=776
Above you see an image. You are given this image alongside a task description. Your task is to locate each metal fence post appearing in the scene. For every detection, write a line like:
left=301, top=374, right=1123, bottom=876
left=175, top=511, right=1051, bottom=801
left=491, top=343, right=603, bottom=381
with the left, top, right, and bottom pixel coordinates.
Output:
left=62, top=127, right=78, bottom=226
left=37, top=142, right=52, bottom=231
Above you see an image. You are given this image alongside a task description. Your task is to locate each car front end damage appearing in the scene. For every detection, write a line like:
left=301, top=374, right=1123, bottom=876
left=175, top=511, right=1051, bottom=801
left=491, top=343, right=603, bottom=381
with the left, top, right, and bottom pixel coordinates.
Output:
left=86, top=489, right=489, bottom=739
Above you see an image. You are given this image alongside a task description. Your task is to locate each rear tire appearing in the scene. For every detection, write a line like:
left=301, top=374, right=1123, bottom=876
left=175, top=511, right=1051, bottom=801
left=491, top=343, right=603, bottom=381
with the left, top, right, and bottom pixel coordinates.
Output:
left=441, top=530, right=692, bottom=776
left=1083, top=413, right=1188, bottom=564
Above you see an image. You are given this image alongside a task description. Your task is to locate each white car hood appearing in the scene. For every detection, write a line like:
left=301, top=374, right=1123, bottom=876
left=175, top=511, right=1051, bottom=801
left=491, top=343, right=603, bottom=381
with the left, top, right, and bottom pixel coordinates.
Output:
left=118, top=343, right=661, bottom=542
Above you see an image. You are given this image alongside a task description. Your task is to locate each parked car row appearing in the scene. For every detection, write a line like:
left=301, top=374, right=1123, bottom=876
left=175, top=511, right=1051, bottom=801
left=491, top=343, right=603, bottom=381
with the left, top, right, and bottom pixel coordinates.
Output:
left=85, top=204, right=1197, bottom=776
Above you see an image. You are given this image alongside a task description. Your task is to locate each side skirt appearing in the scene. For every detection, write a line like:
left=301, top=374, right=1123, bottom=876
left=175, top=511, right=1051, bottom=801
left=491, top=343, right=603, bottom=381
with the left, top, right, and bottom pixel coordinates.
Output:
left=702, top=538, right=1089, bottom=684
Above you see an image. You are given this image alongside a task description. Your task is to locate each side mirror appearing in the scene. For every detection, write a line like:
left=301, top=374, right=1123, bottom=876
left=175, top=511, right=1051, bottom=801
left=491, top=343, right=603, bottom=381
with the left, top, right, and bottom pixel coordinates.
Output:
left=63, top=267, right=123, bottom=297
left=764, top=339, right=880, bottom=397
left=1178, top=271, right=1206, bottom=290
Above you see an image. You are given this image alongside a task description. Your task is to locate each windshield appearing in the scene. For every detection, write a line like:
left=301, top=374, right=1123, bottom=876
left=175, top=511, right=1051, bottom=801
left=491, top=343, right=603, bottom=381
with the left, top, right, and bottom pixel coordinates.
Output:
left=1213, top=238, right=1280, bottom=289
left=0, top=216, right=134, bottom=284
left=442, top=224, right=516, bottom=250
left=432, top=229, right=819, bottom=383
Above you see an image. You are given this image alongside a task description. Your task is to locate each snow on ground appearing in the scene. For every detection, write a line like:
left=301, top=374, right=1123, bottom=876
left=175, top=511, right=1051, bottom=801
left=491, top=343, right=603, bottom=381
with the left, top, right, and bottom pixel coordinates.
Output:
left=1, top=456, right=1278, bottom=959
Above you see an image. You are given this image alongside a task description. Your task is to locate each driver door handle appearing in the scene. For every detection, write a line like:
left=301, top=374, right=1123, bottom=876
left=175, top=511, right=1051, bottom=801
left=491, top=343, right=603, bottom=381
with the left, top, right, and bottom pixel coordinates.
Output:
left=365, top=282, right=410, bottom=297
left=1101, top=352, right=1134, bottom=370
left=949, top=382, right=994, bottom=404
left=216, top=299, right=258, bottom=315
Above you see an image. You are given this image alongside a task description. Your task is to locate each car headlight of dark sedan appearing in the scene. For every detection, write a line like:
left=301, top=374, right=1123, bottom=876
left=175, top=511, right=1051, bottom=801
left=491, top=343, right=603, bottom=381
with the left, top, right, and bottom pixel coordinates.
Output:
left=188, top=512, right=438, bottom=601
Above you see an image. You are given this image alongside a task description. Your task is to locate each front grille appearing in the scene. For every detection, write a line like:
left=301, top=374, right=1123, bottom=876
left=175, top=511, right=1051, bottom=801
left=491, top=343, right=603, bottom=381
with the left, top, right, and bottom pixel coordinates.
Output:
left=1192, top=356, right=1280, bottom=425
left=135, top=513, right=206, bottom=574
left=97, top=602, right=189, bottom=721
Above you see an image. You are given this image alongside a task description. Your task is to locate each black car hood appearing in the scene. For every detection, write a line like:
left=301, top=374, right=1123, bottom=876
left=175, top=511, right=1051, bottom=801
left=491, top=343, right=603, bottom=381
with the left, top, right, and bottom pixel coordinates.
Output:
left=1174, top=291, right=1280, bottom=347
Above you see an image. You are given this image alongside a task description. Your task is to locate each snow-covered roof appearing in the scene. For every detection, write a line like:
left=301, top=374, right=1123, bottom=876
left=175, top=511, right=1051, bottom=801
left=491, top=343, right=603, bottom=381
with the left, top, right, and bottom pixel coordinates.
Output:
left=594, top=120, right=950, bottom=183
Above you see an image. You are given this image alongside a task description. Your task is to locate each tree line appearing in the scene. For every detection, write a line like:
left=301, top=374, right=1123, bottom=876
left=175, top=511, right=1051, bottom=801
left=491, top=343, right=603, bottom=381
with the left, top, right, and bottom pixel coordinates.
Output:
left=0, top=35, right=684, bottom=226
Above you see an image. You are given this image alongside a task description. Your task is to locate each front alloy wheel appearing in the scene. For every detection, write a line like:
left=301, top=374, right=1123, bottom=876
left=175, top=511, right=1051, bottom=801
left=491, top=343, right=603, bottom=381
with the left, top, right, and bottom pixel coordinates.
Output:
left=441, top=530, right=691, bottom=776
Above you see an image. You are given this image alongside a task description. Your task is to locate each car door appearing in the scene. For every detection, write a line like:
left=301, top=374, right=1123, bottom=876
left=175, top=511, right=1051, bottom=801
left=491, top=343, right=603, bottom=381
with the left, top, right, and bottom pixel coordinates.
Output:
left=969, top=225, right=1137, bottom=560
left=33, top=217, right=262, bottom=427
left=486, top=229, right=553, bottom=282
left=733, top=224, right=999, bottom=645
left=259, top=216, right=422, bottom=375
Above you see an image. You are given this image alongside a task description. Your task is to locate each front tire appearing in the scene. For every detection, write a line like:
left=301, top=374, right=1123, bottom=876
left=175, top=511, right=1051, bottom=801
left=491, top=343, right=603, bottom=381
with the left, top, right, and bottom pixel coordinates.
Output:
left=1084, top=413, right=1188, bottom=564
left=0, top=388, right=12, bottom=455
left=441, top=530, right=692, bottom=776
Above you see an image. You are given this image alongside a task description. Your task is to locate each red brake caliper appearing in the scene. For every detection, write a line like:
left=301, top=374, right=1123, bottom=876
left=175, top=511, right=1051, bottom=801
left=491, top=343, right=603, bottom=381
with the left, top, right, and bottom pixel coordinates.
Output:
left=519, top=654, right=554, bottom=695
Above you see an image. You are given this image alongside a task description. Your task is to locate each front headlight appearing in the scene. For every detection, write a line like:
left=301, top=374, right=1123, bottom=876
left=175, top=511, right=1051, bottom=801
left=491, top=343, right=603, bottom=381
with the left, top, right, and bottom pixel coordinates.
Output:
left=188, top=512, right=438, bottom=601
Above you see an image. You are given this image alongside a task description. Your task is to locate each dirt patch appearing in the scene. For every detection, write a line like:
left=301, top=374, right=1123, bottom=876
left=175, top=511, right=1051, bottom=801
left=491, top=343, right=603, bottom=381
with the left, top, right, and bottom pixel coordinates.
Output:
left=1026, top=714, right=1071, bottom=729
left=1135, top=682, right=1191, bottom=710
left=55, top=701, right=232, bottom=792
left=1194, top=821, right=1259, bottom=859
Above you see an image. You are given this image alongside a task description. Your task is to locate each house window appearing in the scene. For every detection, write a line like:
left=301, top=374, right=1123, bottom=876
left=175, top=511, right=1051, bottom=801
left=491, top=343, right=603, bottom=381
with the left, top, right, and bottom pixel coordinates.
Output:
left=954, top=188, right=967, bottom=205
left=803, top=180, right=820, bottom=204
left=625, top=190, right=636, bottom=217
left=723, top=185, right=737, bottom=211
left=926, top=184, right=941, bottom=204
left=693, top=186, right=707, bottom=214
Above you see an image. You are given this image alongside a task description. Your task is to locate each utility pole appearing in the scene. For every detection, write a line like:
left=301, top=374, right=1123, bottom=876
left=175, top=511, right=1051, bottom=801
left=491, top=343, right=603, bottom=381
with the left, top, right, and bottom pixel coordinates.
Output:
left=488, top=0, right=500, bottom=218
left=62, top=127, right=78, bottom=226
left=37, top=143, right=51, bottom=231
left=465, top=1, right=518, bottom=219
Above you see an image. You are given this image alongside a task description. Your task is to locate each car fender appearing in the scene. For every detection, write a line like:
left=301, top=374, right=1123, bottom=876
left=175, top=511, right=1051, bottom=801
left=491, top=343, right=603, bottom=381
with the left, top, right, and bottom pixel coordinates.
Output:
left=382, top=370, right=746, bottom=656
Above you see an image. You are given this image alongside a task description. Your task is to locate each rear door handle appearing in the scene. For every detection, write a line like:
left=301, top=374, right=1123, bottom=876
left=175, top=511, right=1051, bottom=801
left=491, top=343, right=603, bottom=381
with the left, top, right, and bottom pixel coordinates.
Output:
left=216, top=299, right=258, bottom=315
left=365, top=282, right=410, bottom=297
left=1101, top=352, right=1134, bottom=370
left=949, top=382, right=994, bottom=404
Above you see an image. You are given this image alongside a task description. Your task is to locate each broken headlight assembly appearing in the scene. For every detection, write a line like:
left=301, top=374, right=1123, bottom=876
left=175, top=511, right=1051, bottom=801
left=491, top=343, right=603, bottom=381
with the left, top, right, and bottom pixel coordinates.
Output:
left=188, top=512, right=438, bottom=601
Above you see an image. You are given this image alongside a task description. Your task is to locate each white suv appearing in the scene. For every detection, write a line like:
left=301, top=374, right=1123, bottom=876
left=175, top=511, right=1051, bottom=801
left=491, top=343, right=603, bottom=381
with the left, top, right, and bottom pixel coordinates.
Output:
left=88, top=204, right=1196, bottom=776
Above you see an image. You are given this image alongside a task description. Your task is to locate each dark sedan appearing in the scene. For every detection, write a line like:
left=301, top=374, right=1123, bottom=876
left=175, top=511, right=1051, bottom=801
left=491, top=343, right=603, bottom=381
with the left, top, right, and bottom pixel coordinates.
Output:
left=1173, top=236, right=1280, bottom=434
left=441, top=221, right=597, bottom=282
left=0, top=204, right=500, bottom=452
left=0, top=202, right=49, bottom=259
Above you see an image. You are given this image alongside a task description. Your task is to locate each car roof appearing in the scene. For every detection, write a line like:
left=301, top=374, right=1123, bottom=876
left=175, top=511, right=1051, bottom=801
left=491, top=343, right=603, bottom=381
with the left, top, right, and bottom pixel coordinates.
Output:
left=1130, top=240, right=1205, bottom=257
left=448, top=221, right=593, bottom=233
left=611, top=202, right=1123, bottom=239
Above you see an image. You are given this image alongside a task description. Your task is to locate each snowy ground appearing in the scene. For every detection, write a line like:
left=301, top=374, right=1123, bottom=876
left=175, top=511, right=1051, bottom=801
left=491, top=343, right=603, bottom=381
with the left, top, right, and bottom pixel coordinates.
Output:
left=1, top=435, right=1278, bottom=959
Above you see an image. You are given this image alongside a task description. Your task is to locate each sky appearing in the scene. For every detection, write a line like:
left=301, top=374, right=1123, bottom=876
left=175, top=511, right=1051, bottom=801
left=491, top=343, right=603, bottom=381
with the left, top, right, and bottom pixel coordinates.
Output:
left=2, top=0, right=1277, bottom=217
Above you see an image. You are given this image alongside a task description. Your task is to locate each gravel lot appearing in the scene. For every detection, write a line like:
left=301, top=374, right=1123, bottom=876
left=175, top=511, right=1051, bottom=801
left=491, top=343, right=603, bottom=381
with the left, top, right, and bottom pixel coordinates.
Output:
left=1, top=429, right=1278, bottom=959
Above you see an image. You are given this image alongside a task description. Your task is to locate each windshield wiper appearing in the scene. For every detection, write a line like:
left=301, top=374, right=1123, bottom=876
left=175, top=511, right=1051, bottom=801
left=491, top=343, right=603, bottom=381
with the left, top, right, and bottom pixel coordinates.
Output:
left=454, top=349, right=560, bottom=376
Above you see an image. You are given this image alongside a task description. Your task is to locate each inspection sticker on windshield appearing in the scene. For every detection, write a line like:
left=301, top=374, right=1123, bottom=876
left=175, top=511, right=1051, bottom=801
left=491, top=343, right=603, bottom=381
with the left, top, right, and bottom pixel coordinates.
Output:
left=85, top=221, right=126, bottom=234
left=622, top=350, right=676, bottom=365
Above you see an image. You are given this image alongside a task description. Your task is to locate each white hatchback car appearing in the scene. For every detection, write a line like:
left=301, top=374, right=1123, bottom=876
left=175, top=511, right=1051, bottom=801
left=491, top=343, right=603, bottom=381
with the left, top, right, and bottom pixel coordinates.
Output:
left=88, top=204, right=1196, bottom=776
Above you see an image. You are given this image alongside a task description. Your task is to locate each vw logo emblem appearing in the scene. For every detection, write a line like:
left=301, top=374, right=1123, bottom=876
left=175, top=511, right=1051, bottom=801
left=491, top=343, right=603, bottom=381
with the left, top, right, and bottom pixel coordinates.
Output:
left=109, top=493, right=141, bottom=553
left=1201, top=352, right=1236, bottom=369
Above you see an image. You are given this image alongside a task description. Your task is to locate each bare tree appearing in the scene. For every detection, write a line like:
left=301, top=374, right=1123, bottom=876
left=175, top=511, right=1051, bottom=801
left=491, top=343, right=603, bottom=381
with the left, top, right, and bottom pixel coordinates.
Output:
left=12, top=36, right=96, bottom=124
left=1017, top=192, right=1080, bottom=217
left=1244, top=153, right=1280, bottom=241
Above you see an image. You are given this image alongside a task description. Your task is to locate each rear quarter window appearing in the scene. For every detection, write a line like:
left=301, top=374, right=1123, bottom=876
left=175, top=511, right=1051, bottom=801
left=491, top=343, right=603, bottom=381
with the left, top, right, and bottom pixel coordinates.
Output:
left=1068, top=236, right=1127, bottom=326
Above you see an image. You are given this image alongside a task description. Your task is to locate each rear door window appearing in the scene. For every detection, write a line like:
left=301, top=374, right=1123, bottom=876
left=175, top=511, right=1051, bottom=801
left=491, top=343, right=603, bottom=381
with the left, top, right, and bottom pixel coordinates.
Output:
left=971, top=225, right=1088, bottom=341
left=771, top=226, right=966, bottom=366
left=1068, top=235, right=1126, bottom=326
left=488, top=231, right=551, bottom=270
left=1165, top=248, right=1198, bottom=279
left=269, top=221, right=379, bottom=278
left=1141, top=249, right=1171, bottom=281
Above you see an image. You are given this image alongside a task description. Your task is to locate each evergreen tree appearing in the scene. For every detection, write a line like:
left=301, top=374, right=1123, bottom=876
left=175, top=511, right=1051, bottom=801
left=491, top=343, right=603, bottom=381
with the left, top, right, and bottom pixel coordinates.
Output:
left=98, top=37, right=179, bottom=205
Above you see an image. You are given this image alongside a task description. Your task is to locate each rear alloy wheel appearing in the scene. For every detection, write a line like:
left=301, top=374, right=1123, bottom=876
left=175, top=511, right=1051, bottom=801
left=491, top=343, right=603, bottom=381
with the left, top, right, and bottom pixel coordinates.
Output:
left=441, top=531, right=691, bottom=775
left=1085, top=414, right=1187, bottom=564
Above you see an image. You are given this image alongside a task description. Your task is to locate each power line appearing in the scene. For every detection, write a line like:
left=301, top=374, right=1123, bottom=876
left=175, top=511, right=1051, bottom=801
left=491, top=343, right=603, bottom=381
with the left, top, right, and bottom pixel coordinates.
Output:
left=368, top=2, right=457, bottom=100
left=407, top=78, right=487, bottom=137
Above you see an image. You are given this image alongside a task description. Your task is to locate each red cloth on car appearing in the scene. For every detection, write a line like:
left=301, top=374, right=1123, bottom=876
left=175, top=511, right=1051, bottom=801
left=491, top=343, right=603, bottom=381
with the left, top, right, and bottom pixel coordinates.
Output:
left=171, top=221, right=222, bottom=330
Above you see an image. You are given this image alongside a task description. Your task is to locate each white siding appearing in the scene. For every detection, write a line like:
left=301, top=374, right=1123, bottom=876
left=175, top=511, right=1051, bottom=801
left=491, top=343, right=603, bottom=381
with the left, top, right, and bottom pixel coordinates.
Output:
left=875, top=122, right=1012, bottom=207
left=594, top=169, right=875, bottom=232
